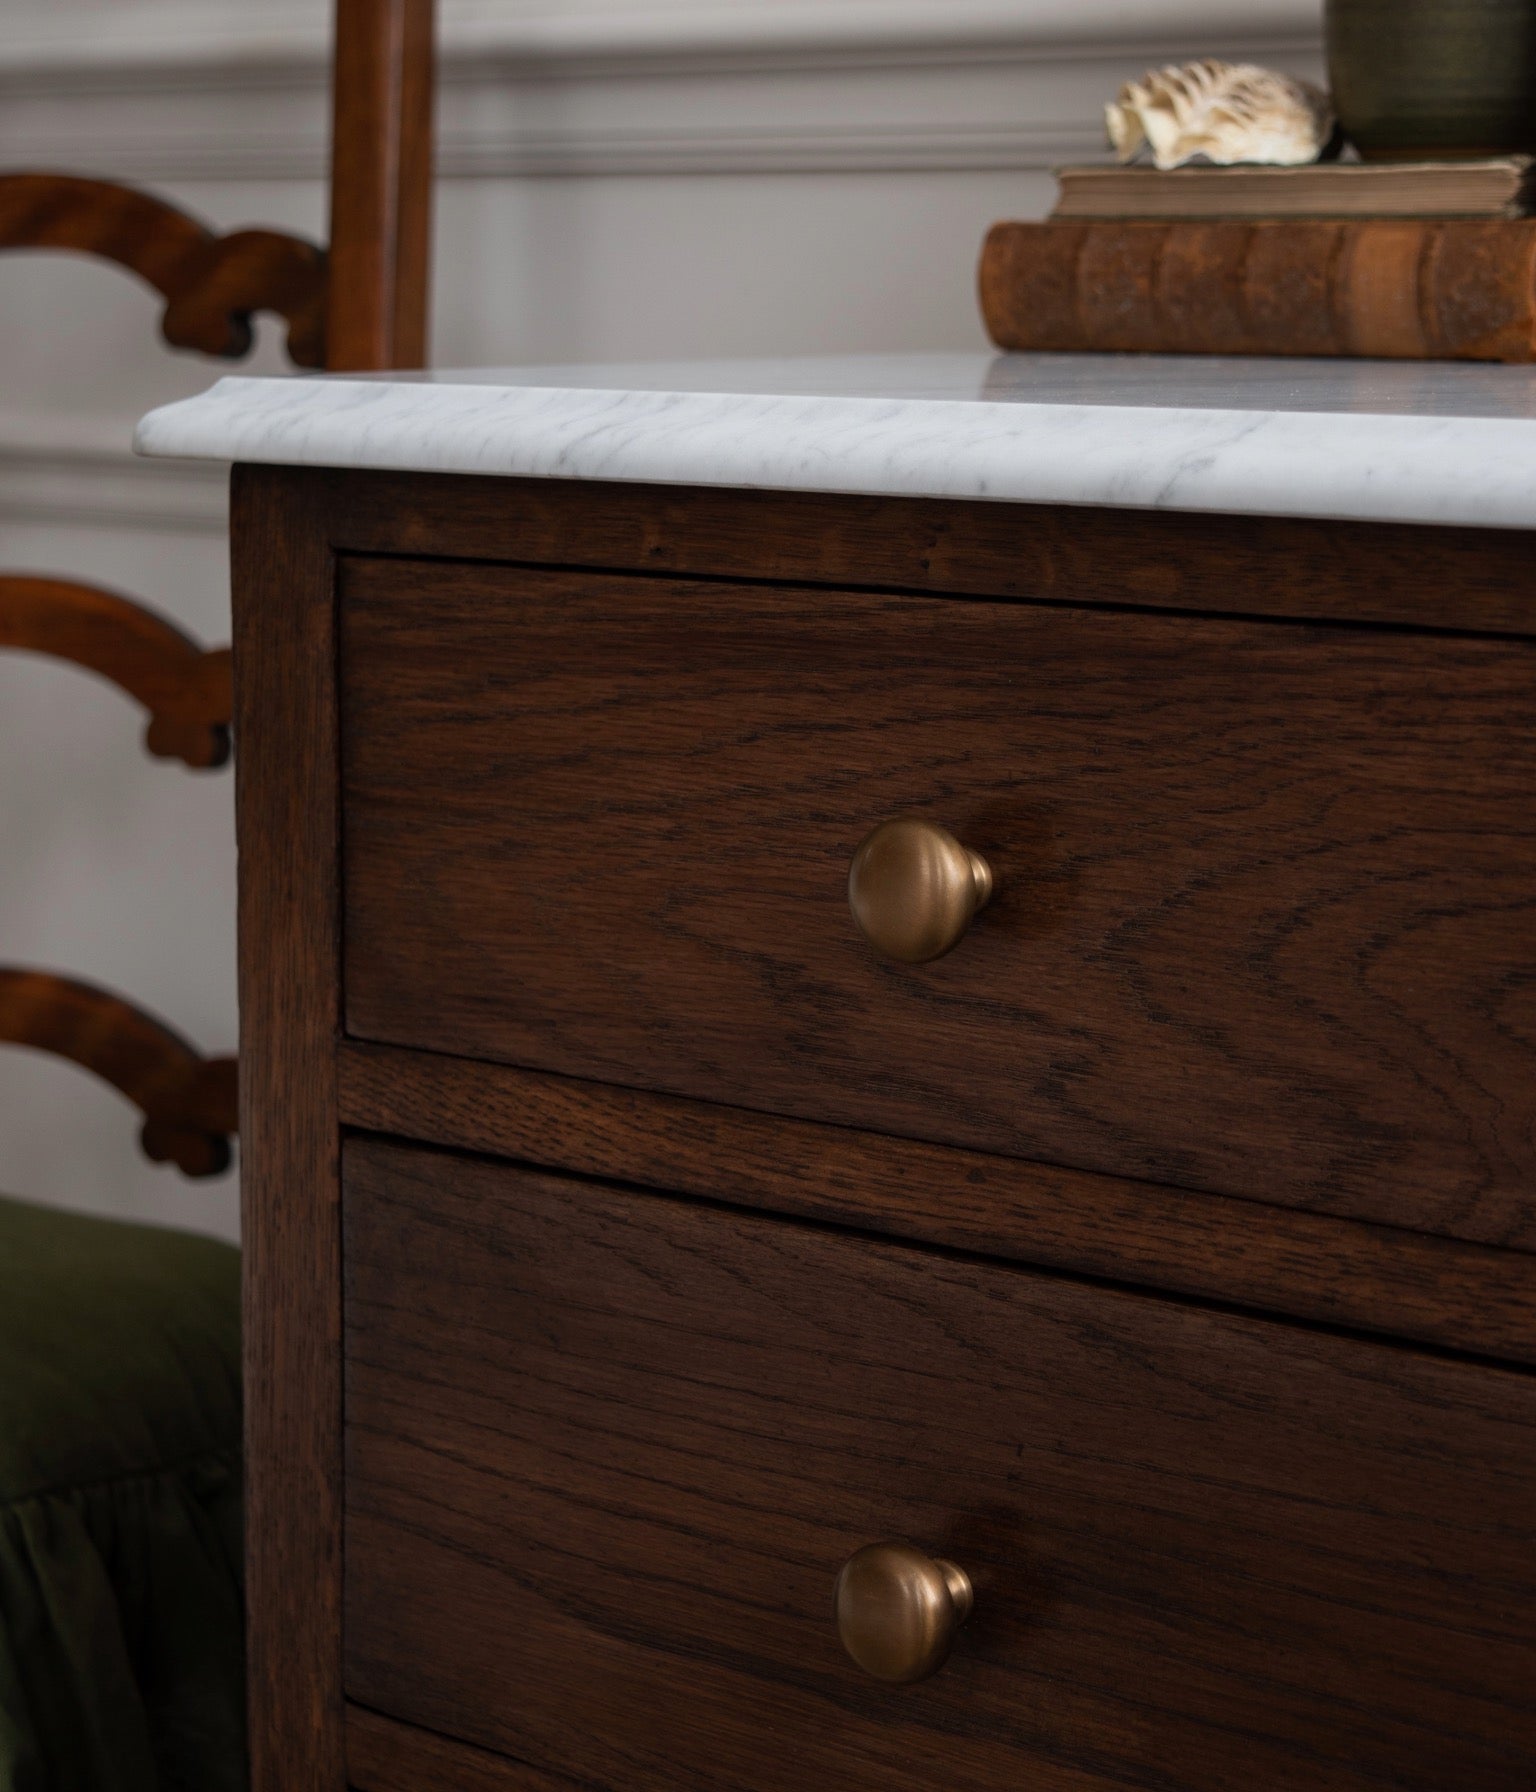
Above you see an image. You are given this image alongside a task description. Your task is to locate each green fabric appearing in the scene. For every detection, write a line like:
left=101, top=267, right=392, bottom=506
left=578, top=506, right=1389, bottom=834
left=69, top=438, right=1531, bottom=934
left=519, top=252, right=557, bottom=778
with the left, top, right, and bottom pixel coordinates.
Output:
left=0, top=1195, right=245, bottom=1792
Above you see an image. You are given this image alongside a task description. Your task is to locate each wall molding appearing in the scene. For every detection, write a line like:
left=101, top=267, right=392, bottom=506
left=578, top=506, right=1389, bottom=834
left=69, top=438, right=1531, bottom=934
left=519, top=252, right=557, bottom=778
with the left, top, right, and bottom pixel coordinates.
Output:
left=3, top=113, right=1122, bottom=186
left=0, top=414, right=226, bottom=533
left=0, top=3, right=1323, bottom=183
left=1, top=3, right=1323, bottom=83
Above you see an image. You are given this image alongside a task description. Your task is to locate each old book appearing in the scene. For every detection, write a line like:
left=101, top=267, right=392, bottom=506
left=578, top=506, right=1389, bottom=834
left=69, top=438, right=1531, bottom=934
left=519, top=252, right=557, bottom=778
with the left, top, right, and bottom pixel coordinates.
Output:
left=1051, top=158, right=1536, bottom=220
left=978, top=219, right=1536, bottom=362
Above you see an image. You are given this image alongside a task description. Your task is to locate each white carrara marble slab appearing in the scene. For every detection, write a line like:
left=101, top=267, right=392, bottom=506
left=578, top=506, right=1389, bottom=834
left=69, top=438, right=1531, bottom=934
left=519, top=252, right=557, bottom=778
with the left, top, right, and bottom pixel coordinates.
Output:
left=135, top=353, right=1536, bottom=530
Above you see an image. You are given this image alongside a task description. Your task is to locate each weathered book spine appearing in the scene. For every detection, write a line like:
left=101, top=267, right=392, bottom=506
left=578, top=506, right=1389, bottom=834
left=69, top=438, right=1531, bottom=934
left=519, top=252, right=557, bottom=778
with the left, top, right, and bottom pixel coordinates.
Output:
left=978, top=219, right=1536, bottom=361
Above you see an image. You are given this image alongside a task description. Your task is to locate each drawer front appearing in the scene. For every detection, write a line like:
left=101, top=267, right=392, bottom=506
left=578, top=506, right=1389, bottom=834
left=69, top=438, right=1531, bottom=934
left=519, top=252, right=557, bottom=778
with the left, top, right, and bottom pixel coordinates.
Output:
left=343, top=1140, right=1536, bottom=1792
left=340, top=559, right=1536, bottom=1248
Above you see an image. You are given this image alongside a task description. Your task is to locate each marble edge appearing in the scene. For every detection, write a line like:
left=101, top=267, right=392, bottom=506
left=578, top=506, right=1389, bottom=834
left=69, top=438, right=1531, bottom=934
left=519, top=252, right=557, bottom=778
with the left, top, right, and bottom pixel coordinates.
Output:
left=134, top=375, right=1536, bottom=531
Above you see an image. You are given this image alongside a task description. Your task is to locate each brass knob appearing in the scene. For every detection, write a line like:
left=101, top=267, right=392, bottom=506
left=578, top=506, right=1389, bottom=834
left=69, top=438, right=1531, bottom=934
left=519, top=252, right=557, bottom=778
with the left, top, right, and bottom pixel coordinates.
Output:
left=848, top=817, right=994, bottom=964
left=833, top=1542, right=974, bottom=1685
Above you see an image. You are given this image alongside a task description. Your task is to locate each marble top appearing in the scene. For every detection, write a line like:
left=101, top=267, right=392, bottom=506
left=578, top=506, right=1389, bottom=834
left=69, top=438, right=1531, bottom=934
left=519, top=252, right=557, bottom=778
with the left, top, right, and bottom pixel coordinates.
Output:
left=135, top=352, right=1536, bottom=530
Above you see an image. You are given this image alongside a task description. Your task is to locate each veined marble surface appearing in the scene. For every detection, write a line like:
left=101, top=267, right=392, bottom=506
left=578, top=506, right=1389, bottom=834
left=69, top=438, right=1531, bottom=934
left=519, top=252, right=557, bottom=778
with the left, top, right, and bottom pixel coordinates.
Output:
left=135, top=353, right=1536, bottom=529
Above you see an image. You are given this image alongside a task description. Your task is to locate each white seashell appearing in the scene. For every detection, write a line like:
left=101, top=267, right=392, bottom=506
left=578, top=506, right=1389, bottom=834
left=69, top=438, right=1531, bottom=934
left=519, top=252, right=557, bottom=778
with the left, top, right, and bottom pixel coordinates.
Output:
left=1105, top=59, right=1335, bottom=170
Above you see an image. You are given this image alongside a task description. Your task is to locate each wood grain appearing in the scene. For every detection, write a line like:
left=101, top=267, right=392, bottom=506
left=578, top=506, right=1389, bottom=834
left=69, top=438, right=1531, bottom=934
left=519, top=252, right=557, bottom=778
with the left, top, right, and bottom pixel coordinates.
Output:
left=340, top=559, right=1536, bottom=1249
left=0, top=172, right=326, bottom=366
left=343, top=1140, right=1536, bottom=1792
left=327, top=0, right=436, bottom=370
left=0, top=968, right=235, bottom=1175
left=0, top=574, right=232, bottom=767
left=230, top=466, right=345, bottom=1791
left=338, top=1041, right=1536, bottom=1365
left=311, top=467, right=1536, bottom=637
left=348, top=1705, right=586, bottom=1791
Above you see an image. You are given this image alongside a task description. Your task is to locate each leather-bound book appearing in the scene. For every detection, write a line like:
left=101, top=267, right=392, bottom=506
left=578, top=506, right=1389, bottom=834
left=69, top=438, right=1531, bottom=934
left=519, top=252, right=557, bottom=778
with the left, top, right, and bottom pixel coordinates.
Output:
left=979, top=219, right=1536, bottom=361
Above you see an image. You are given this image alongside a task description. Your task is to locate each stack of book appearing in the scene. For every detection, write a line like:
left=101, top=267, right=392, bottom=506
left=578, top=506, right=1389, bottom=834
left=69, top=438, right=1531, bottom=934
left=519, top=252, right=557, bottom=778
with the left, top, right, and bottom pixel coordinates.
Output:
left=979, top=159, right=1536, bottom=361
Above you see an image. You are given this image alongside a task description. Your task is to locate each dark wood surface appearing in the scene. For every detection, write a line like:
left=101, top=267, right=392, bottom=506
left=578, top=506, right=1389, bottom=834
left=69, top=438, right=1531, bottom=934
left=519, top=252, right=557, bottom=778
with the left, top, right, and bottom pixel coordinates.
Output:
left=308, top=466, right=1536, bottom=636
left=0, top=574, right=232, bottom=767
left=343, top=1140, right=1536, bottom=1792
left=223, top=471, right=1536, bottom=1788
left=338, top=1041, right=1536, bottom=1365
left=348, top=1706, right=585, bottom=1790
left=0, top=968, right=235, bottom=1175
left=231, top=467, right=346, bottom=1791
left=341, top=558, right=1536, bottom=1250
left=326, top=0, right=436, bottom=370
left=0, top=172, right=327, bottom=365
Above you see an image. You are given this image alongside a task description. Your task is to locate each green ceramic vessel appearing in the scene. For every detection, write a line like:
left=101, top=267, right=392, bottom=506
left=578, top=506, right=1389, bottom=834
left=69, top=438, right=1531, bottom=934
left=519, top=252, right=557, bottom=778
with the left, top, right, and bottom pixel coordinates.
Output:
left=1326, top=0, right=1536, bottom=156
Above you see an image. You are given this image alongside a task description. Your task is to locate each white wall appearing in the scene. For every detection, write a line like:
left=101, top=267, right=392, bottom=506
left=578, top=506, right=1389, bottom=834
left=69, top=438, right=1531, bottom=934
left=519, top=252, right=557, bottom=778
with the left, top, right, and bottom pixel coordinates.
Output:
left=0, top=0, right=1323, bottom=1241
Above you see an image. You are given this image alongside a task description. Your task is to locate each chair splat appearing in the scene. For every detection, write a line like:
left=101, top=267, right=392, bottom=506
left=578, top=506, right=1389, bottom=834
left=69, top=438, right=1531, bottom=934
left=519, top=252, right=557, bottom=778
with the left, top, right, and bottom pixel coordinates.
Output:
left=0, top=576, right=233, bottom=769
left=0, top=173, right=327, bottom=367
left=0, top=970, right=237, bottom=1178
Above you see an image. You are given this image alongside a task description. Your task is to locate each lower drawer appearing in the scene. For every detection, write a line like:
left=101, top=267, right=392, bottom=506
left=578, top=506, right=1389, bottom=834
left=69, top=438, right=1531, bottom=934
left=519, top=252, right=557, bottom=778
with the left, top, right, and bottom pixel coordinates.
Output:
left=343, top=1139, right=1536, bottom=1791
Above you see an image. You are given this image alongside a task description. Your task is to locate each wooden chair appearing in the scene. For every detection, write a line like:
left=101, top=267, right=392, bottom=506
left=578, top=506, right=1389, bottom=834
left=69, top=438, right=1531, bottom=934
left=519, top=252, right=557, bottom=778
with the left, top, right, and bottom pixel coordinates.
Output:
left=0, top=0, right=435, bottom=1164
left=0, top=8, right=435, bottom=1786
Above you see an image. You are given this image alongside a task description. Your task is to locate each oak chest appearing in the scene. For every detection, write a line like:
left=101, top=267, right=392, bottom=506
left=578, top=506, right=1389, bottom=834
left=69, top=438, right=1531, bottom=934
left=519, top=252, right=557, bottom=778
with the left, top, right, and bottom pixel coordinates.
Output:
left=147, top=355, right=1536, bottom=1791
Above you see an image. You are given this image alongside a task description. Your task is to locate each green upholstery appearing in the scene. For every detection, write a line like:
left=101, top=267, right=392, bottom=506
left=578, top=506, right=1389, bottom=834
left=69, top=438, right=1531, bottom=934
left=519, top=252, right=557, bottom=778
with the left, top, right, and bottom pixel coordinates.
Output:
left=0, top=1195, right=244, bottom=1792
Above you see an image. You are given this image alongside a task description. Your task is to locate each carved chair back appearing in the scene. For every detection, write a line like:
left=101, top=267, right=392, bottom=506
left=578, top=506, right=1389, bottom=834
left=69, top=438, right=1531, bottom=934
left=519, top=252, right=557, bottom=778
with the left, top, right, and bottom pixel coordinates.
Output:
left=0, top=0, right=435, bottom=1176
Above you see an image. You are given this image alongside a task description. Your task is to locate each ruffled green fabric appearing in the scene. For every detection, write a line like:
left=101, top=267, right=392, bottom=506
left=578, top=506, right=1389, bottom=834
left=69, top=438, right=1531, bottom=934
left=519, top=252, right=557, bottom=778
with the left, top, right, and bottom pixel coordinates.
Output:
left=0, top=1195, right=245, bottom=1792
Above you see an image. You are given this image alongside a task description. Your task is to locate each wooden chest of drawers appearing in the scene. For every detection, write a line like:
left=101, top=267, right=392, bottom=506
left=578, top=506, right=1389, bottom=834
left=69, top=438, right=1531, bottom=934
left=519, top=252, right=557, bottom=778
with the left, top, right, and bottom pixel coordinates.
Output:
left=231, top=467, right=1536, bottom=1792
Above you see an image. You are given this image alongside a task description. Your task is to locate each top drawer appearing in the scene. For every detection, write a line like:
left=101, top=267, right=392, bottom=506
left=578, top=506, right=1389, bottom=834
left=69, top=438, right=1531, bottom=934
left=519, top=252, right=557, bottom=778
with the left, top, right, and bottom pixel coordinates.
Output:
left=339, top=557, right=1536, bottom=1249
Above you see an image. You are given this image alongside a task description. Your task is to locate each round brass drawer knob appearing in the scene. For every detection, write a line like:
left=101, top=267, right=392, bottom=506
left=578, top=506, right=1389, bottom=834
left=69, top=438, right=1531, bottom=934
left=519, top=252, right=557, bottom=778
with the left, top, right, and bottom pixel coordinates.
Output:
left=833, top=1542, right=974, bottom=1685
left=848, top=817, right=994, bottom=964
